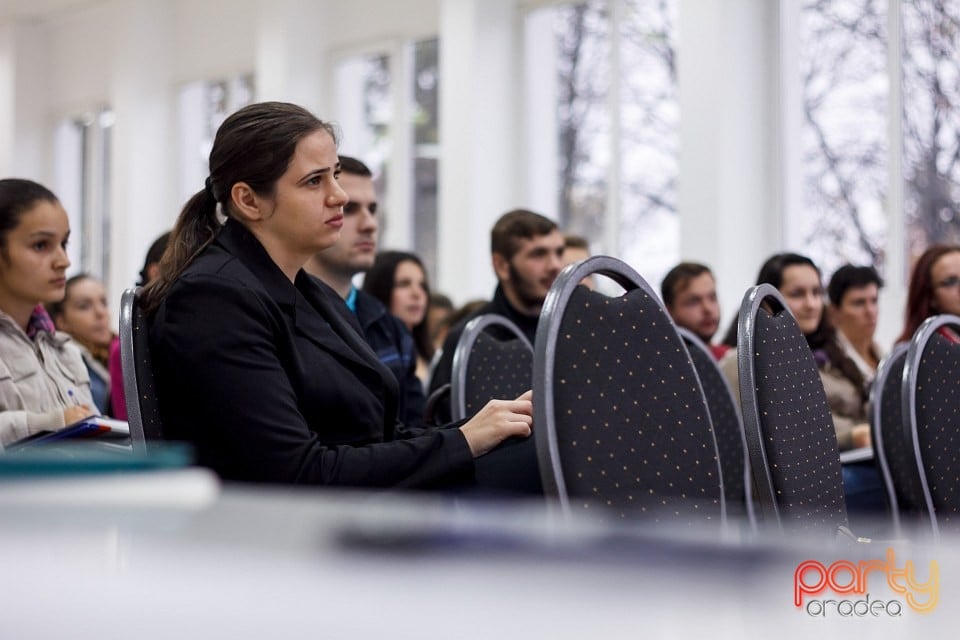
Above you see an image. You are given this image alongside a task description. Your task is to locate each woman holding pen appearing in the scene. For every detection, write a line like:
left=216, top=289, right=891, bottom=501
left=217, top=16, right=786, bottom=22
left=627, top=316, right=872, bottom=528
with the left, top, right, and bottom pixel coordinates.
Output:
left=0, top=178, right=95, bottom=449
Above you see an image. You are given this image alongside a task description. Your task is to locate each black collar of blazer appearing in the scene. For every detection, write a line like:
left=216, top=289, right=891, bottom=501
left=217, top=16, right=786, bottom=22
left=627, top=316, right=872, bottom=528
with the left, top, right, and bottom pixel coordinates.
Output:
left=215, top=220, right=388, bottom=380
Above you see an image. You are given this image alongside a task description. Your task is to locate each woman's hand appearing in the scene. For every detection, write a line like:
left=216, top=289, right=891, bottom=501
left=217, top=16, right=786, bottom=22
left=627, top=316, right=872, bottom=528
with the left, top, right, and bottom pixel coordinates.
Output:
left=459, top=390, right=533, bottom=458
left=63, top=405, right=95, bottom=426
left=851, top=423, right=871, bottom=449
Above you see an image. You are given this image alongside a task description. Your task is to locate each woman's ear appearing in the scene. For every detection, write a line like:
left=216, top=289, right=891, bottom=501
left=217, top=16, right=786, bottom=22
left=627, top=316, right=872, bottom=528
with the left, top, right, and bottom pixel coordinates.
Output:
left=230, top=182, right=263, bottom=222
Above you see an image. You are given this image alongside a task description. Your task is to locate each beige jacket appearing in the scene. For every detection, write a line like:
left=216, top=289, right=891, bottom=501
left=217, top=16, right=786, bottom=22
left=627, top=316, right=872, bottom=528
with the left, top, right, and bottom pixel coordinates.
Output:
left=0, top=311, right=94, bottom=449
left=718, top=346, right=862, bottom=451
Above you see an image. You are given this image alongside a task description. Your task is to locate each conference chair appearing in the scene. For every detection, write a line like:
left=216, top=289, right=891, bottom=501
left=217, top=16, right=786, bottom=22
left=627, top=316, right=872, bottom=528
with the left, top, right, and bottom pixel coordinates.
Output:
left=450, top=314, right=534, bottom=422
left=119, top=287, right=164, bottom=452
left=677, top=327, right=755, bottom=529
left=902, top=313, right=960, bottom=540
left=533, top=256, right=725, bottom=527
left=737, top=284, right=852, bottom=540
left=869, top=343, right=929, bottom=537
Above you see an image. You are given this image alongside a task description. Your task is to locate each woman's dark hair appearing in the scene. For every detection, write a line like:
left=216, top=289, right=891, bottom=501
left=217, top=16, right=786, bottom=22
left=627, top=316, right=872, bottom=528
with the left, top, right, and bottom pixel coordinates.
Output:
left=827, top=264, right=883, bottom=307
left=0, top=178, right=59, bottom=259
left=141, top=102, right=337, bottom=312
left=721, top=252, right=867, bottom=399
left=139, top=231, right=171, bottom=286
left=721, top=252, right=829, bottom=348
left=896, top=244, right=960, bottom=344
left=363, top=251, right=434, bottom=361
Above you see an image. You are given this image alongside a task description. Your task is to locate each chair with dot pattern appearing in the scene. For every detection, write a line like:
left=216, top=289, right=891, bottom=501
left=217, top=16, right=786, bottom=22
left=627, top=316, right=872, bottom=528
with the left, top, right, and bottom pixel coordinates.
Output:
left=451, top=314, right=534, bottom=421
left=737, top=284, right=850, bottom=539
left=902, top=313, right=960, bottom=541
left=533, top=256, right=725, bottom=528
left=119, top=287, right=165, bottom=452
left=869, top=342, right=930, bottom=537
left=677, top=327, right=755, bottom=529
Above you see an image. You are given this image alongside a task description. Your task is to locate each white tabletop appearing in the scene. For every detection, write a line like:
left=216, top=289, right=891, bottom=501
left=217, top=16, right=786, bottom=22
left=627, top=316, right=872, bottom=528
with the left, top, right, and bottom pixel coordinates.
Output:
left=0, top=469, right=953, bottom=638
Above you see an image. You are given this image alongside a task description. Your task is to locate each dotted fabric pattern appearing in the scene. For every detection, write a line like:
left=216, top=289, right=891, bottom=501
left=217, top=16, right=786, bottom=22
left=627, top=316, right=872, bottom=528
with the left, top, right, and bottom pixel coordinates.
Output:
left=752, top=308, right=847, bottom=535
left=683, top=337, right=748, bottom=517
left=876, top=350, right=926, bottom=514
left=551, top=286, right=722, bottom=526
left=914, top=331, right=960, bottom=532
left=131, top=298, right=165, bottom=441
left=463, top=332, right=533, bottom=417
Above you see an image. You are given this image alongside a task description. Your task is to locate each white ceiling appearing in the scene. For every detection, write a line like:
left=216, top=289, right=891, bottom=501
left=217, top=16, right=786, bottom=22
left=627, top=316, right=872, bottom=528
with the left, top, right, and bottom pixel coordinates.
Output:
left=0, top=0, right=107, bottom=22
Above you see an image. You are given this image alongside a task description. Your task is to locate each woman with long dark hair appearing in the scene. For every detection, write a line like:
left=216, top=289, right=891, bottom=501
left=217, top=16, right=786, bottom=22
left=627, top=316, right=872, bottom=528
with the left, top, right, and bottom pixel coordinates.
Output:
left=719, top=252, right=870, bottom=451
left=143, top=102, right=533, bottom=487
left=363, top=251, right=433, bottom=382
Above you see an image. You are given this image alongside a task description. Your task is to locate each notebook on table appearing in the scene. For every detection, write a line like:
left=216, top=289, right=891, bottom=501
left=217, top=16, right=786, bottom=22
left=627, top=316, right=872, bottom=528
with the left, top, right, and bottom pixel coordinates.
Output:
left=7, top=416, right=130, bottom=450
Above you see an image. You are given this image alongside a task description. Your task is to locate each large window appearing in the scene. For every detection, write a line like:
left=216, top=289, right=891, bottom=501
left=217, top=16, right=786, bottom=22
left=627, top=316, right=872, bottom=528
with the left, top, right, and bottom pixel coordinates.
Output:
left=528, top=0, right=679, bottom=286
left=331, top=37, right=441, bottom=281
left=793, top=0, right=960, bottom=281
left=902, top=0, right=960, bottom=260
left=53, top=107, right=114, bottom=284
left=796, top=0, right=889, bottom=277
left=176, top=74, right=255, bottom=206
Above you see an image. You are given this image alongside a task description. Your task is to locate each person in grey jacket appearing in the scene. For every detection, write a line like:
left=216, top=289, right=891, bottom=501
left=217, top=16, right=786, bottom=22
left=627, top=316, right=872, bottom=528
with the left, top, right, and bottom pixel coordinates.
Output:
left=0, top=179, right=95, bottom=449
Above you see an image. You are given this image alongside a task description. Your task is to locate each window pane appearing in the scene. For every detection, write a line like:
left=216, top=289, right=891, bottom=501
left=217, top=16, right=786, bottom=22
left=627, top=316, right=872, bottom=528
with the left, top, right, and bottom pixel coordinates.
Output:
left=618, top=0, right=679, bottom=284
left=333, top=54, right=391, bottom=179
left=797, top=0, right=888, bottom=276
left=412, top=38, right=440, bottom=281
left=554, top=1, right=611, bottom=239
left=902, top=0, right=960, bottom=261
left=177, top=74, right=255, bottom=205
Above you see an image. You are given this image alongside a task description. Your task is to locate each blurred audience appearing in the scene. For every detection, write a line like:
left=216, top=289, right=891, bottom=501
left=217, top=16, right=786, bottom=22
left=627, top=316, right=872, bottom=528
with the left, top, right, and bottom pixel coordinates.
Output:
left=47, top=274, right=118, bottom=416
left=661, top=262, right=728, bottom=360
left=720, top=253, right=870, bottom=451
left=363, top=250, right=434, bottom=384
left=304, top=156, right=426, bottom=426
left=429, top=209, right=563, bottom=423
left=109, top=229, right=170, bottom=420
left=896, top=244, right=960, bottom=344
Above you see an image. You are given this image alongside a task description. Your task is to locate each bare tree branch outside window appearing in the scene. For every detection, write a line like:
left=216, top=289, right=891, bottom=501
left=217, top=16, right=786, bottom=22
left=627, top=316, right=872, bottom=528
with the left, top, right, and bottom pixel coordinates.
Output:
left=902, top=0, right=960, bottom=259
left=799, top=0, right=888, bottom=277
left=553, top=0, right=678, bottom=280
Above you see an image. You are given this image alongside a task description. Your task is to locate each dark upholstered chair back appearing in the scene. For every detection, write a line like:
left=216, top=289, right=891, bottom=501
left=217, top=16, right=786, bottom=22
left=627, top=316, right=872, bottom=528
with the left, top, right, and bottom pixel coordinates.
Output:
left=737, top=284, right=848, bottom=538
left=119, top=287, right=165, bottom=452
left=903, top=314, right=960, bottom=540
left=450, top=314, right=533, bottom=421
left=869, top=343, right=929, bottom=536
left=677, top=327, right=754, bottom=528
left=534, top=256, right=724, bottom=527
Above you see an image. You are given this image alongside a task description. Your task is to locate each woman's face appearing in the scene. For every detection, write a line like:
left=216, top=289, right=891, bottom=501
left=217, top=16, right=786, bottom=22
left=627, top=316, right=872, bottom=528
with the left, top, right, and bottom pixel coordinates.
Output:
left=56, top=277, right=113, bottom=348
left=253, top=130, right=349, bottom=269
left=779, top=264, right=824, bottom=335
left=929, top=251, right=960, bottom=316
left=0, top=199, right=70, bottom=312
left=390, top=260, right=428, bottom=331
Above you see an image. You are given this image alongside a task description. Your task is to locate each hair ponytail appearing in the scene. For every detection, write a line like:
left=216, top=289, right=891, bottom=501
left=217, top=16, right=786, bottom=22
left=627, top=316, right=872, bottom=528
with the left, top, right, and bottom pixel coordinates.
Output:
left=138, top=101, right=336, bottom=314
left=140, top=188, right=221, bottom=313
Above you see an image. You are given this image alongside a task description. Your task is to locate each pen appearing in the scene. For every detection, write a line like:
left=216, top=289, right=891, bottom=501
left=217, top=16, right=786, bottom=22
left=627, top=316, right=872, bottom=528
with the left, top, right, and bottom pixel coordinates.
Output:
left=67, top=389, right=81, bottom=406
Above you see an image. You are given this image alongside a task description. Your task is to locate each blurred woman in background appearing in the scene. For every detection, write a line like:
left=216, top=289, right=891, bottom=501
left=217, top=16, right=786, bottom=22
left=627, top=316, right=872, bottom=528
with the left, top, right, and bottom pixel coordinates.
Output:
left=48, top=274, right=118, bottom=416
left=364, top=250, right=434, bottom=383
left=896, top=244, right=960, bottom=344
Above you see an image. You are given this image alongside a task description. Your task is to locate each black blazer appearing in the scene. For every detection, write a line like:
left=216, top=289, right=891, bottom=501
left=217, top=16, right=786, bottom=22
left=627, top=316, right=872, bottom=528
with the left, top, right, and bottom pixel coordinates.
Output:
left=149, top=220, right=473, bottom=487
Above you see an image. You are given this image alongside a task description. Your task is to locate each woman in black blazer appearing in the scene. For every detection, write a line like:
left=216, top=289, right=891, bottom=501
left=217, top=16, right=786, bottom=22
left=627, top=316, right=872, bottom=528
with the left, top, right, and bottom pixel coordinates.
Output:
left=143, top=102, right=533, bottom=488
